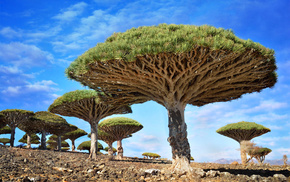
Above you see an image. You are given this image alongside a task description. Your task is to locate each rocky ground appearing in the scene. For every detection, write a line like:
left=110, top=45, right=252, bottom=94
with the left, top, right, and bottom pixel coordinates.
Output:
left=0, top=145, right=289, bottom=182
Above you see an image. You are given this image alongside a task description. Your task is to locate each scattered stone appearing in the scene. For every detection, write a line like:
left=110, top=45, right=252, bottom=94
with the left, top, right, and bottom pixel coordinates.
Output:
left=144, top=168, right=160, bottom=175
left=206, top=170, right=219, bottom=177
left=273, top=174, right=287, bottom=182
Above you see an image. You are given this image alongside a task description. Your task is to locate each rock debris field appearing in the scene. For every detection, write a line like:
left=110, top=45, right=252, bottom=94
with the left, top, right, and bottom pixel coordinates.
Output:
left=0, top=145, right=289, bottom=182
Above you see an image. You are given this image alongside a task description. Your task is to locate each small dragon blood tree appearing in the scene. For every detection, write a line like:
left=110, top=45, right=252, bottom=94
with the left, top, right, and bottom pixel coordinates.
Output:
left=96, top=129, right=116, bottom=157
left=0, top=109, right=34, bottom=147
left=66, top=24, right=277, bottom=171
left=63, top=126, right=88, bottom=151
left=99, top=117, right=143, bottom=159
left=34, top=111, right=75, bottom=151
left=216, top=121, right=270, bottom=165
left=77, top=140, right=103, bottom=153
left=48, top=90, right=132, bottom=159
left=0, top=125, right=11, bottom=135
left=18, top=133, right=40, bottom=147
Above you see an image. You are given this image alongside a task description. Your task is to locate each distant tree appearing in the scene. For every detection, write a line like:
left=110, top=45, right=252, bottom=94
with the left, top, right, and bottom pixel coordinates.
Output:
left=48, top=90, right=132, bottom=159
left=283, top=155, right=288, bottom=167
left=66, top=24, right=277, bottom=171
left=34, top=111, right=76, bottom=151
left=0, top=125, right=11, bottom=135
left=77, top=140, right=103, bottom=153
left=216, top=121, right=270, bottom=165
left=0, top=109, right=34, bottom=147
left=18, top=133, right=40, bottom=146
left=0, top=138, right=10, bottom=145
left=247, top=146, right=271, bottom=165
left=63, top=126, right=87, bottom=151
left=99, top=117, right=143, bottom=159
left=18, top=116, right=42, bottom=149
left=104, top=146, right=117, bottom=155
left=47, top=139, right=70, bottom=150
left=142, top=152, right=161, bottom=159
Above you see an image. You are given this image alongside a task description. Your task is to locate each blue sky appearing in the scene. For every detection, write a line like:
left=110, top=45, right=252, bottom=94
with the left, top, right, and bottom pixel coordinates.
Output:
left=0, top=0, right=289, bottom=162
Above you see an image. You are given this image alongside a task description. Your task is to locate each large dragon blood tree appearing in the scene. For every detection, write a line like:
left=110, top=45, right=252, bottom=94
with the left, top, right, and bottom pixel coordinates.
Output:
left=48, top=90, right=132, bottom=159
left=216, top=121, right=271, bottom=165
left=65, top=24, right=277, bottom=171
left=99, top=117, right=143, bottom=159
left=0, top=109, right=34, bottom=147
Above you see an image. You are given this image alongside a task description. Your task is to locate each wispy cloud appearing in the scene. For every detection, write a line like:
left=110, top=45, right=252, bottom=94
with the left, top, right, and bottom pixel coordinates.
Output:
left=0, top=42, right=54, bottom=68
left=53, top=2, right=88, bottom=22
left=0, top=27, right=22, bottom=39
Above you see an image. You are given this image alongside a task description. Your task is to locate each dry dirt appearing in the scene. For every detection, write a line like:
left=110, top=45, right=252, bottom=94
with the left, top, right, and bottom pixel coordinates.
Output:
left=0, top=145, right=289, bottom=182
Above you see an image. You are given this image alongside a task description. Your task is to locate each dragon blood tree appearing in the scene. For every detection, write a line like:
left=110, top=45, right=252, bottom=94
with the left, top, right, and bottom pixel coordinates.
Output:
left=77, top=140, right=103, bottom=153
left=19, top=133, right=40, bottom=147
left=216, top=121, right=271, bottom=165
left=47, top=135, right=70, bottom=150
left=0, top=138, right=10, bottom=145
left=63, top=125, right=88, bottom=151
left=18, top=116, right=42, bottom=148
left=66, top=24, right=277, bottom=171
left=0, top=109, right=34, bottom=147
left=35, top=111, right=76, bottom=151
left=48, top=90, right=132, bottom=159
left=95, top=129, right=116, bottom=157
left=247, top=146, right=272, bottom=164
left=0, top=125, right=11, bottom=135
left=99, top=117, right=143, bottom=159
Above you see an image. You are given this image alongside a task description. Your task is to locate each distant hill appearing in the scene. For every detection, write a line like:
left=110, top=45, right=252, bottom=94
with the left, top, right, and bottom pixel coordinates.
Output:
left=213, top=158, right=289, bottom=165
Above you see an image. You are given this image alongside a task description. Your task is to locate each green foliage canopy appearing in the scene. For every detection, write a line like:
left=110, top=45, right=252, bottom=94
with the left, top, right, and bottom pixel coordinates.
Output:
left=48, top=90, right=101, bottom=111
left=66, top=24, right=276, bottom=78
left=63, top=127, right=88, bottom=141
left=142, top=152, right=161, bottom=159
left=0, top=126, right=11, bottom=134
left=77, top=140, right=103, bottom=151
left=0, top=138, right=10, bottom=145
left=99, top=117, right=143, bottom=128
left=216, top=121, right=271, bottom=142
left=216, top=121, right=270, bottom=132
left=19, top=133, right=40, bottom=144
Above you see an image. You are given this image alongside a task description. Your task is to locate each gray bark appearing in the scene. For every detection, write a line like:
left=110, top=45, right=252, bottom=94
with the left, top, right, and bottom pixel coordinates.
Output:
left=167, top=106, right=191, bottom=161
left=116, top=140, right=123, bottom=159
left=10, top=126, right=16, bottom=147
left=26, top=133, right=31, bottom=148
left=71, top=139, right=75, bottom=151
left=57, top=135, right=61, bottom=151
left=40, top=130, right=47, bottom=149
left=90, top=122, right=98, bottom=159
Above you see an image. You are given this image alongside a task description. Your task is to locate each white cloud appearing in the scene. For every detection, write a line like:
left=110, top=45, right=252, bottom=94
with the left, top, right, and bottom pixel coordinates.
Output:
left=53, top=2, right=87, bottom=22
left=26, top=80, right=58, bottom=92
left=0, top=27, right=21, bottom=39
left=2, top=86, right=21, bottom=94
left=2, top=80, right=58, bottom=96
left=0, top=42, right=54, bottom=68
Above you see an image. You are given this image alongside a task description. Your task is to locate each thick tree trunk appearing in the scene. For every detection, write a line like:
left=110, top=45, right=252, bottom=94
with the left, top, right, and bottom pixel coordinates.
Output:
left=26, top=133, right=31, bottom=148
left=40, top=130, right=47, bottom=149
left=71, top=139, right=75, bottom=151
left=108, top=142, right=114, bottom=156
left=116, top=140, right=123, bottom=159
left=56, top=135, right=61, bottom=151
left=240, top=140, right=248, bottom=165
left=89, top=122, right=98, bottom=159
left=10, top=126, right=16, bottom=147
left=167, top=105, right=192, bottom=172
